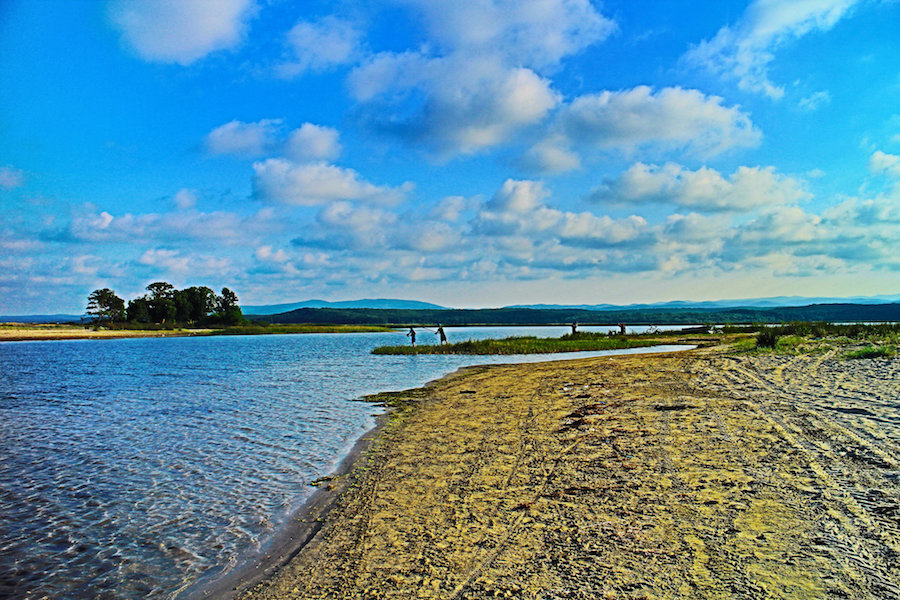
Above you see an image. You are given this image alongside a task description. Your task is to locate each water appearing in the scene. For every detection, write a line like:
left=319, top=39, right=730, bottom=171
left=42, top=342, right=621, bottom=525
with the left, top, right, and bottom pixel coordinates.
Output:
left=0, top=326, right=691, bottom=599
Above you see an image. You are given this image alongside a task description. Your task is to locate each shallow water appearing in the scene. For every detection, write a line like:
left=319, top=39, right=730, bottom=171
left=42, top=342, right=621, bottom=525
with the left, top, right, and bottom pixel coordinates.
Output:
left=0, top=326, right=689, bottom=599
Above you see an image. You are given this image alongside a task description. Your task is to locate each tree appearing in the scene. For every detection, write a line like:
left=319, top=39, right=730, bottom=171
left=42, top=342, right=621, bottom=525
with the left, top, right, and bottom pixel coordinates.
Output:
left=214, top=287, right=243, bottom=325
left=86, top=288, right=126, bottom=323
left=177, top=286, right=216, bottom=323
left=146, top=281, right=176, bottom=323
left=126, top=297, right=151, bottom=323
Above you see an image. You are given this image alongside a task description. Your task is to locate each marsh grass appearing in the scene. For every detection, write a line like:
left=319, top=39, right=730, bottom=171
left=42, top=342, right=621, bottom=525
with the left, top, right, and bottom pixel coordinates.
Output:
left=844, top=345, right=896, bottom=360
left=749, top=322, right=900, bottom=354
left=372, top=332, right=659, bottom=355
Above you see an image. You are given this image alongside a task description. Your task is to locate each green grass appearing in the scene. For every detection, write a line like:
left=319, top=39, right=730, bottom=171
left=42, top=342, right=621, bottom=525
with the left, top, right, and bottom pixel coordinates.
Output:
left=372, top=332, right=663, bottom=355
left=844, top=345, right=896, bottom=360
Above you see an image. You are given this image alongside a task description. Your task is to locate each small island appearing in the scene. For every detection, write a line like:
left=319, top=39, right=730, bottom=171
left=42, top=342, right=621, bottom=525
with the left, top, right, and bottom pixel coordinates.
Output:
left=372, top=331, right=669, bottom=355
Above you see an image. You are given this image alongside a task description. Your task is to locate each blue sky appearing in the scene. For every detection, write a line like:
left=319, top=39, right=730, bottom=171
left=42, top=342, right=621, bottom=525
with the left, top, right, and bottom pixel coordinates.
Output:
left=2, top=0, right=900, bottom=313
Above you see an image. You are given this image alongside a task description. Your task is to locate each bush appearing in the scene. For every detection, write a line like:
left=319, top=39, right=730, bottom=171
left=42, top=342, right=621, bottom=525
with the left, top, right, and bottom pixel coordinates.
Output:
left=756, top=327, right=780, bottom=348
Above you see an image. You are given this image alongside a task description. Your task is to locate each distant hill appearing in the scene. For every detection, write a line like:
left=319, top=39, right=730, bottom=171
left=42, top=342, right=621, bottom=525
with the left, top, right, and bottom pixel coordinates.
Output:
left=0, top=314, right=84, bottom=323
left=241, top=298, right=447, bottom=315
left=507, top=294, right=900, bottom=311
left=257, top=302, right=900, bottom=326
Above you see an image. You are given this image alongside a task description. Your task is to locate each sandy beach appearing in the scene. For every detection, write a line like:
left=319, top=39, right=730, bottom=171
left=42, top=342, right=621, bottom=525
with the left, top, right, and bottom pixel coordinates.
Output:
left=229, top=341, right=900, bottom=599
left=0, top=324, right=215, bottom=342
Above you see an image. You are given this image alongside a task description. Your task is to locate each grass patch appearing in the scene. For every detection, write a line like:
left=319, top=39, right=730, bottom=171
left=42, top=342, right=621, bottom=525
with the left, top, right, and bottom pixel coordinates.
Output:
left=844, top=345, right=896, bottom=360
left=373, top=332, right=662, bottom=355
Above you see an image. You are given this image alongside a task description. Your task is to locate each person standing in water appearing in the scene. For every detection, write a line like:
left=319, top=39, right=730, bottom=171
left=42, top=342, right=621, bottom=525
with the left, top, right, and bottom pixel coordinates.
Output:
left=407, top=326, right=416, bottom=346
left=436, top=324, right=447, bottom=345
left=571, top=321, right=578, bottom=335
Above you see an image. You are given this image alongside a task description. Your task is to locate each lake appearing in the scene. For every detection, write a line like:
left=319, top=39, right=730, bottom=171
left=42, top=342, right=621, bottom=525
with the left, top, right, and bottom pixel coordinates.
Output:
left=0, top=326, right=690, bottom=599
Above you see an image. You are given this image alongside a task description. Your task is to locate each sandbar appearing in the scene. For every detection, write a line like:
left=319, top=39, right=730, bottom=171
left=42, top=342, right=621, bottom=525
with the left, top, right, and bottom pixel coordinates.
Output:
left=234, top=342, right=899, bottom=599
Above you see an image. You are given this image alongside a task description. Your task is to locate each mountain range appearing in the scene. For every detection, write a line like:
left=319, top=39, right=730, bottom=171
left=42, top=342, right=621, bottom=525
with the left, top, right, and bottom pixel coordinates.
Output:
left=4, top=294, right=900, bottom=322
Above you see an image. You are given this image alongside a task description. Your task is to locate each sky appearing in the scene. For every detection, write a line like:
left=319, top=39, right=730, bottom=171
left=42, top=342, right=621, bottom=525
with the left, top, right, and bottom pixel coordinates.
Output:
left=2, top=0, right=900, bottom=314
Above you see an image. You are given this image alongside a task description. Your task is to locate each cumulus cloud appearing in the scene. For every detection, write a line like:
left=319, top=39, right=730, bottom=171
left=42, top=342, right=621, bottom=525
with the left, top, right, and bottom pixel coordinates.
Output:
left=472, top=179, right=651, bottom=249
left=346, top=0, right=613, bottom=157
left=397, top=0, right=615, bottom=68
left=252, top=158, right=412, bottom=206
left=108, top=0, right=257, bottom=64
left=555, top=86, right=761, bottom=159
left=683, top=0, right=863, bottom=98
left=205, top=119, right=282, bottom=157
left=0, top=165, right=25, bottom=189
left=869, top=150, right=900, bottom=179
left=352, top=57, right=559, bottom=156
left=277, top=16, right=362, bottom=78
left=589, top=162, right=810, bottom=212
left=285, top=123, right=342, bottom=162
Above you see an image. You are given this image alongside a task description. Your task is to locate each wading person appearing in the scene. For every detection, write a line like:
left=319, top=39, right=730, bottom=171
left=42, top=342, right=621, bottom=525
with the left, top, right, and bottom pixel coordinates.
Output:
left=436, top=324, right=447, bottom=345
left=407, top=326, right=416, bottom=346
left=571, top=321, right=578, bottom=335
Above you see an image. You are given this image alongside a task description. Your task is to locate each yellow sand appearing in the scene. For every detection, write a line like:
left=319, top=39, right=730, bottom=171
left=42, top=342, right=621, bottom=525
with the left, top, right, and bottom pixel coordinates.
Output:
left=240, top=343, right=899, bottom=599
left=0, top=324, right=213, bottom=341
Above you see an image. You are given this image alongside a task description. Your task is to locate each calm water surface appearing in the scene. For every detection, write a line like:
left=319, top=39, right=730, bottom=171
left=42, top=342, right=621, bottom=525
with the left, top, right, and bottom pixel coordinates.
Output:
left=0, top=327, right=689, bottom=599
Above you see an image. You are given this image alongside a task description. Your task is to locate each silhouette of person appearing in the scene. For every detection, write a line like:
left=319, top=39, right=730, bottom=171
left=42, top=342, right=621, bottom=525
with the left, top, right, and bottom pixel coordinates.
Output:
left=436, top=324, right=447, bottom=345
left=619, top=323, right=626, bottom=335
left=406, top=326, right=416, bottom=346
left=571, top=321, right=578, bottom=335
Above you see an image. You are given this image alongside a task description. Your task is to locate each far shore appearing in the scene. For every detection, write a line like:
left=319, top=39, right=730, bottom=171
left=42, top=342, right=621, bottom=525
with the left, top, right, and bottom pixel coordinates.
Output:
left=0, top=323, right=394, bottom=342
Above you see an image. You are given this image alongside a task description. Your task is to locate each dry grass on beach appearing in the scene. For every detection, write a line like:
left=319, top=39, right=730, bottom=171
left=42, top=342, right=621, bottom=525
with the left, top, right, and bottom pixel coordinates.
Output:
left=240, top=341, right=900, bottom=600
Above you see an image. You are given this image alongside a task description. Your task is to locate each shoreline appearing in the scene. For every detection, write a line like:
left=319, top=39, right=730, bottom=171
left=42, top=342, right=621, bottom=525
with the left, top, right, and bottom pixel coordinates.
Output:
left=181, top=411, right=393, bottom=600
left=232, top=342, right=900, bottom=599
left=184, top=365, right=484, bottom=600
left=0, top=324, right=393, bottom=342
left=187, top=346, right=698, bottom=600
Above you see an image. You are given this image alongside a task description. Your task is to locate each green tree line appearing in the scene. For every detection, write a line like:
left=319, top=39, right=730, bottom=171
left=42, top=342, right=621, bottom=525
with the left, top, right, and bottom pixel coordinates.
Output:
left=86, top=282, right=244, bottom=326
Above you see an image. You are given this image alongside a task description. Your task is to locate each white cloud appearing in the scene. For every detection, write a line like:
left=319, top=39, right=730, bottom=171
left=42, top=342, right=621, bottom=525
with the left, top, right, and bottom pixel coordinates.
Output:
left=108, top=0, right=257, bottom=65
left=285, top=123, right=342, bottom=162
left=352, top=56, right=559, bottom=156
left=397, top=0, right=615, bottom=68
left=869, top=150, right=900, bottom=179
left=740, top=206, right=823, bottom=243
left=172, top=189, right=198, bottom=210
left=65, top=209, right=271, bottom=244
left=252, top=158, right=412, bottom=206
left=206, top=119, right=282, bottom=157
left=346, top=0, right=613, bottom=158
left=138, top=248, right=191, bottom=272
left=590, top=162, right=810, bottom=212
left=0, top=165, right=25, bottom=189
left=254, top=245, right=290, bottom=263
left=277, top=16, right=361, bottom=78
left=556, top=86, right=761, bottom=158
left=799, top=90, right=832, bottom=111
left=472, top=178, right=650, bottom=248
left=487, top=179, right=549, bottom=213
left=683, top=0, right=863, bottom=98
left=520, top=137, right=582, bottom=173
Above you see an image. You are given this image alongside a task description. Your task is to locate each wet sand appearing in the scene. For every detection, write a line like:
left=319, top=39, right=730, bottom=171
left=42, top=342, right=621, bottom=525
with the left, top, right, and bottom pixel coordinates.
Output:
left=237, top=343, right=900, bottom=599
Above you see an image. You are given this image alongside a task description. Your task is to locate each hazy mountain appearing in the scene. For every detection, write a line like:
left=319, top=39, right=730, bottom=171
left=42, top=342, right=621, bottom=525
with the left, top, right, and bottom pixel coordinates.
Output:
left=242, top=298, right=447, bottom=315
left=506, top=294, right=900, bottom=311
left=0, top=314, right=85, bottom=323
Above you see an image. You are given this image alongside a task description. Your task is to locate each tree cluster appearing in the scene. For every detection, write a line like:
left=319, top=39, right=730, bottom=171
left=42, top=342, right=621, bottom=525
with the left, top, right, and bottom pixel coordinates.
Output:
left=86, top=282, right=244, bottom=326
